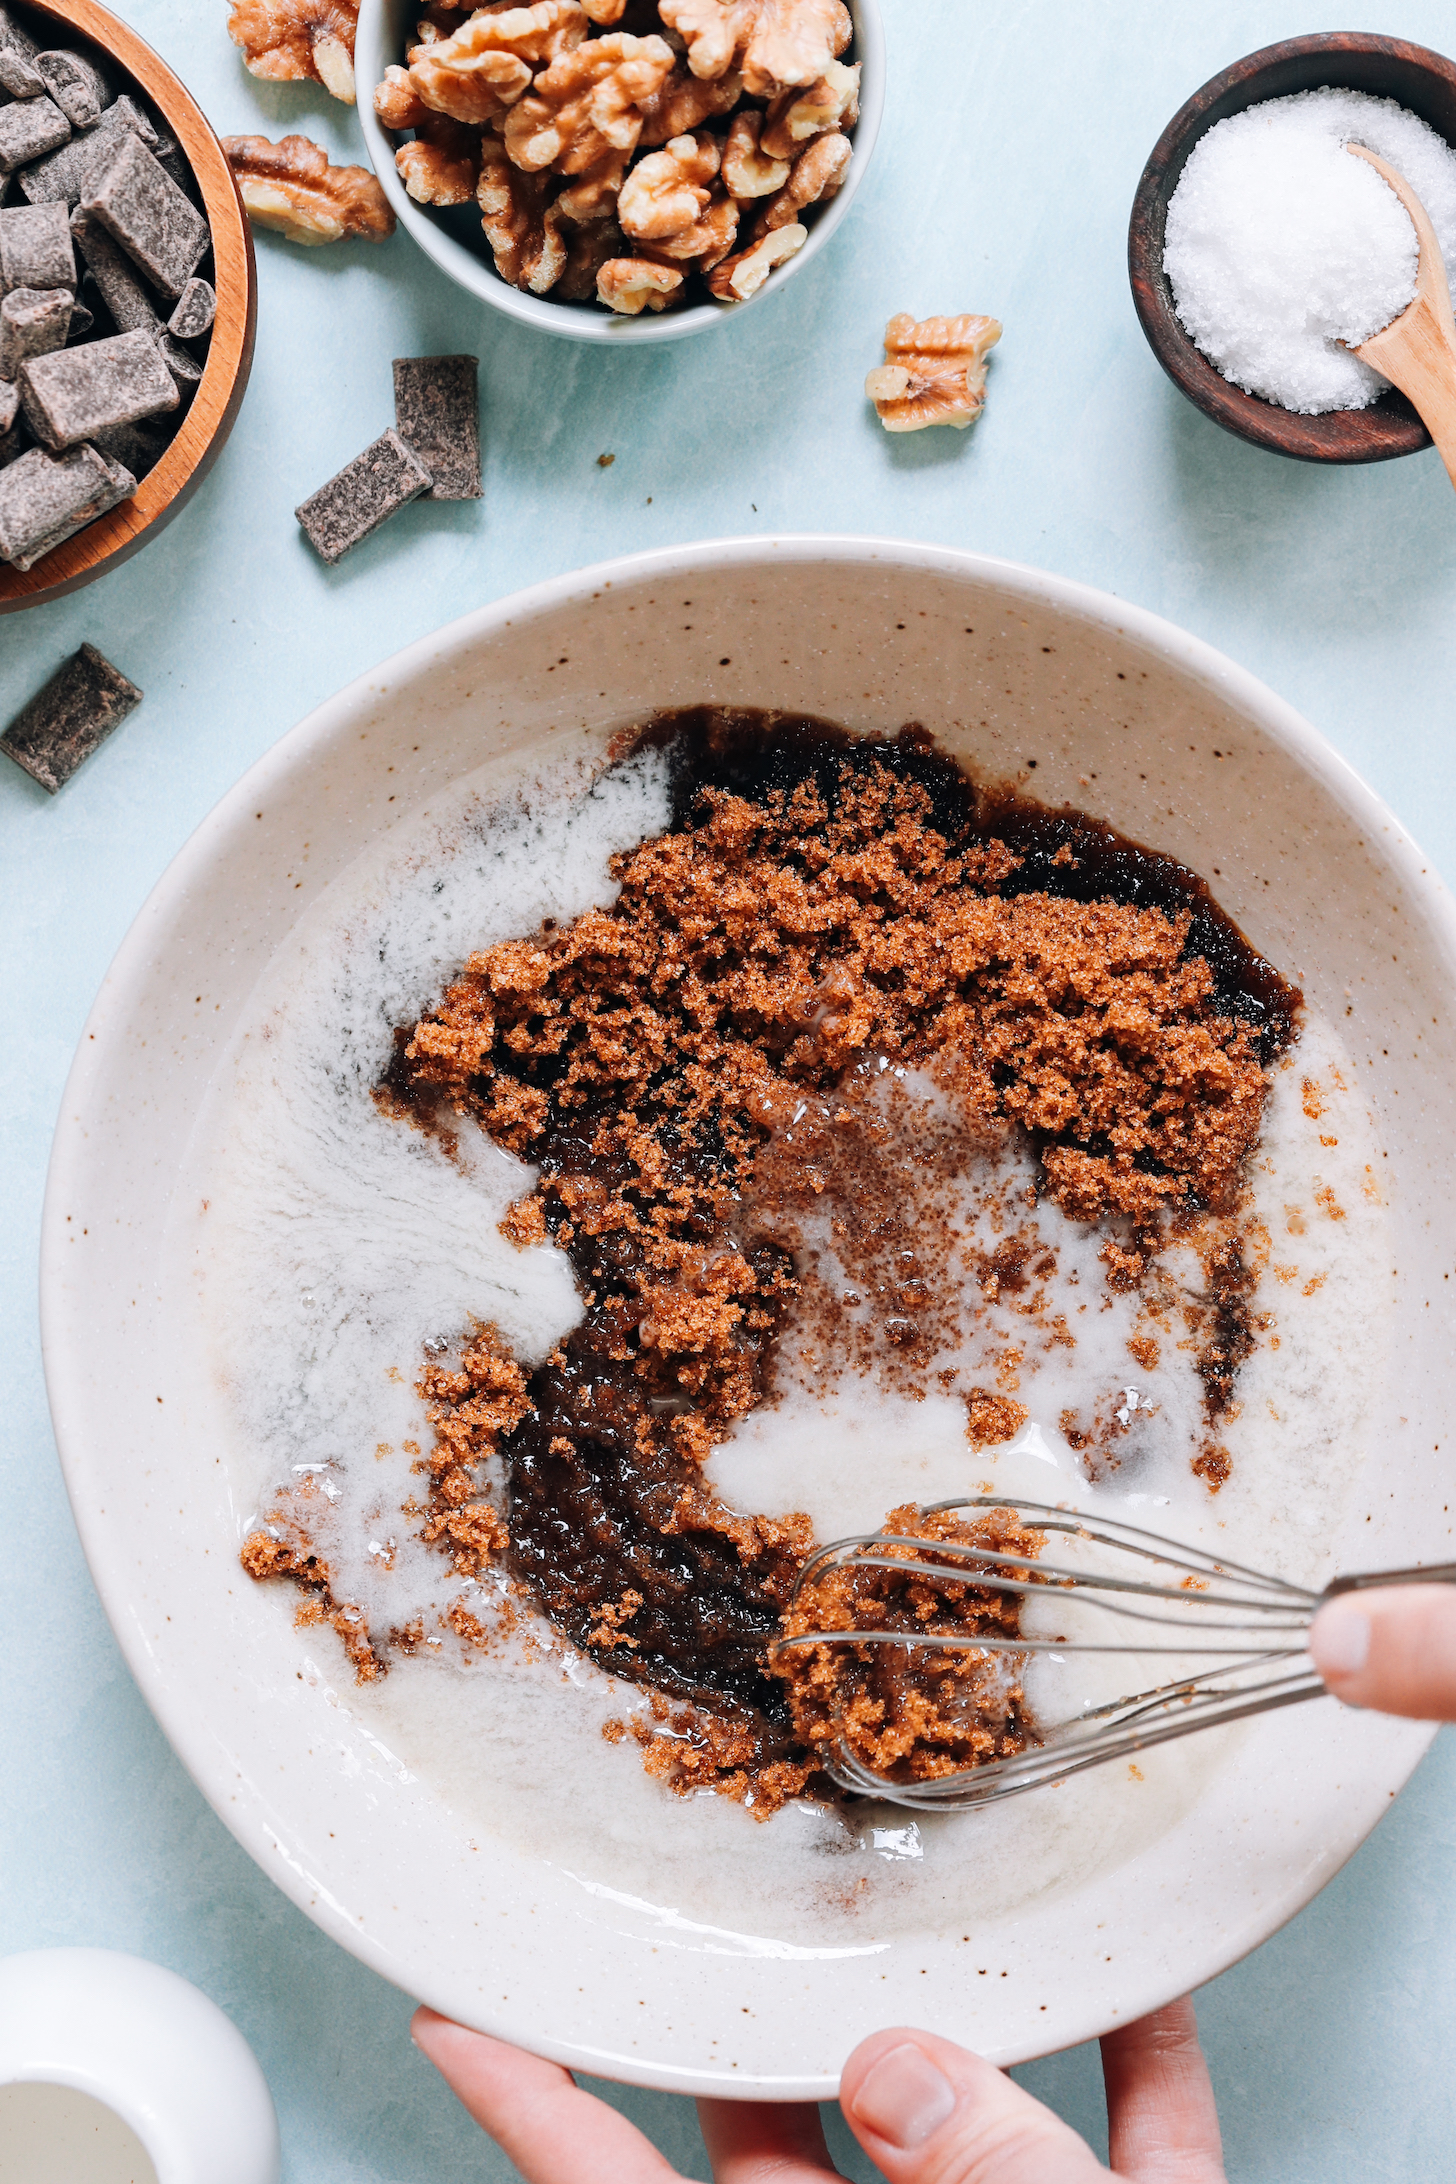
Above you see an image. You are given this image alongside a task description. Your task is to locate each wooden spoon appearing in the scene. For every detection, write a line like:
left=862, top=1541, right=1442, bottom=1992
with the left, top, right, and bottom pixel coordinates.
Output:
left=1346, top=142, right=1456, bottom=491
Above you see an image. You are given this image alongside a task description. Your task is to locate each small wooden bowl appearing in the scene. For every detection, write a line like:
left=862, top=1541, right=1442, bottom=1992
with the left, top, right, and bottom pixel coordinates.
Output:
left=1128, top=33, right=1456, bottom=464
left=0, top=0, right=256, bottom=612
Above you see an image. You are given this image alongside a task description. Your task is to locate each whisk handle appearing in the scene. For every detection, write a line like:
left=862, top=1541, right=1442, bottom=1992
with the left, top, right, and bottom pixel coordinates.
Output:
left=1322, top=1565, right=1456, bottom=1598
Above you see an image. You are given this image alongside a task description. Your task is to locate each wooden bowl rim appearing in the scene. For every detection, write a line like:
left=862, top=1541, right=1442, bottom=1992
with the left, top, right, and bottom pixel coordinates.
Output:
left=0, top=0, right=257, bottom=614
left=1127, top=31, right=1456, bottom=465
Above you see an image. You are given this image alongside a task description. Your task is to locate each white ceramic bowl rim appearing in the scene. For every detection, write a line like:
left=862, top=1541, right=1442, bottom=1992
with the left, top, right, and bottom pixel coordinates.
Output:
left=355, top=0, right=885, bottom=344
left=41, top=536, right=1449, bottom=2096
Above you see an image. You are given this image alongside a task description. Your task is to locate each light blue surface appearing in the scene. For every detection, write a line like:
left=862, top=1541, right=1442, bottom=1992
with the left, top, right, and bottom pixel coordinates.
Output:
left=4, top=3, right=1456, bottom=2176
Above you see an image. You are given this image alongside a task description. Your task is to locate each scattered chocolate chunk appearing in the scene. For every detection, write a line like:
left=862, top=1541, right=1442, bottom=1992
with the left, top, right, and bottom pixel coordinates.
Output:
left=0, top=282, right=71, bottom=378
left=0, top=93, right=68, bottom=174
left=34, top=51, right=111, bottom=131
left=0, top=640, right=141, bottom=791
left=0, top=200, right=73, bottom=292
left=71, top=207, right=160, bottom=333
left=0, top=441, right=133, bottom=569
left=167, top=275, right=214, bottom=341
left=296, top=428, right=433, bottom=563
left=155, top=327, right=201, bottom=407
left=392, top=354, right=480, bottom=501
left=79, top=131, right=207, bottom=298
left=18, top=325, right=177, bottom=448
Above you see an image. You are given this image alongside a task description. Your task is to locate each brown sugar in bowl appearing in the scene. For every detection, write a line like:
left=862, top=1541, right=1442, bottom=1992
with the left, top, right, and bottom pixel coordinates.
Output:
left=0, top=0, right=257, bottom=613
left=1128, top=32, right=1456, bottom=464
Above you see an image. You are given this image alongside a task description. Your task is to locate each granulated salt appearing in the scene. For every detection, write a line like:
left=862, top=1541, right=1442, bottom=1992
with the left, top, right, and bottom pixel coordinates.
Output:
left=1164, top=88, right=1456, bottom=414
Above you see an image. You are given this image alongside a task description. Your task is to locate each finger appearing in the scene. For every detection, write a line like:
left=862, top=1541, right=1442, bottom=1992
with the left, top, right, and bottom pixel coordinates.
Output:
left=411, top=2007, right=681, bottom=2184
left=697, top=2097, right=841, bottom=2180
left=1100, top=1998, right=1225, bottom=2181
left=839, top=2026, right=1103, bottom=2184
left=1308, top=1583, right=1456, bottom=1719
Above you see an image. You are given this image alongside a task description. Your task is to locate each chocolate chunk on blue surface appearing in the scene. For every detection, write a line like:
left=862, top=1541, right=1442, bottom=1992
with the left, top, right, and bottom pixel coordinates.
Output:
left=392, top=355, right=481, bottom=501
left=19, top=325, right=177, bottom=447
left=35, top=51, right=112, bottom=130
left=0, top=441, right=133, bottom=568
left=167, top=275, right=213, bottom=341
left=71, top=207, right=159, bottom=332
left=79, top=131, right=207, bottom=298
left=296, top=429, right=433, bottom=564
left=0, top=93, right=67, bottom=173
left=1, top=641, right=141, bottom=792
left=0, top=200, right=73, bottom=293
left=0, top=284, right=71, bottom=379
left=20, top=97, right=158, bottom=207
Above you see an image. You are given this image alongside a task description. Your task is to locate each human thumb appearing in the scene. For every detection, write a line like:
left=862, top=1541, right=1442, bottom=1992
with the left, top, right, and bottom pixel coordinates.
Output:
left=839, top=2027, right=1103, bottom=2183
left=1309, top=1582, right=1456, bottom=1719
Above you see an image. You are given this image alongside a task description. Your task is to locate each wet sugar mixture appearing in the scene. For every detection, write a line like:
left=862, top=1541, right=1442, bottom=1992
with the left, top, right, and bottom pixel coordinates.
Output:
left=182, top=713, right=1391, bottom=1927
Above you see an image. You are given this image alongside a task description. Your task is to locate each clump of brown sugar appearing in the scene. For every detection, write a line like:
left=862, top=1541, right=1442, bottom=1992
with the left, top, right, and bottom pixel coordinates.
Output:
left=774, top=1505, right=1042, bottom=1783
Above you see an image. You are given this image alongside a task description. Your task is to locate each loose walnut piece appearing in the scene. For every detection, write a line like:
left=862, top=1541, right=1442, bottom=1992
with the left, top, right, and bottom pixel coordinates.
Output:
left=223, top=133, right=396, bottom=244
left=397, top=113, right=484, bottom=205
left=721, top=110, right=788, bottom=198
left=706, top=218, right=803, bottom=299
left=865, top=313, right=1003, bottom=431
left=410, top=3, right=587, bottom=123
left=504, top=32, right=676, bottom=173
left=477, top=134, right=568, bottom=289
left=760, top=56, right=858, bottom=157
left=755, top=128, right=847, bottom=233
left=637, top=62, right=742, bottom=147
left=619, top=129, right=718, bottom=239
left=228, top=0, right=359, bottom=104
left=374, top=62, right=428, bottom=128
left=659, top=0, right=759, bottom=80
left=597, top=255, right=684, bottom=312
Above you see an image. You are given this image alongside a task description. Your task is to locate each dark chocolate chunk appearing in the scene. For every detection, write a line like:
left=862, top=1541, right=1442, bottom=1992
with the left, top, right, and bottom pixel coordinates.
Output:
left=392, top=355, right=481, bottom=502
left=35, top=52, right=113, bottom=130
left=71, top=207, right=160, bottom=333
left=0, top=93, right=68, bottom=173
left=19, top=325, right=177, bottom=448
left=167, top=275, right=213, bottom=341
left=78, top=131, right=207, bottom=299
left=155, top=328, right=201, bottom=407
left=0, top=374, right=14, bottom=431
left=0, top=200, right=73, bottom=293
left=19, top=97, right=158, bottom=207
left=65, top=297, right=91, bottom=339
left=91, top=411, right=171, bottom=478
left=296, top=429, right=433, bottom=564
left=0, top=284, right=71, bottom=379
left=0, top=441, right=133, bottom=568
left=1, top=642, right=142, bottom=792
left=0, top=48, right=41, bottom=99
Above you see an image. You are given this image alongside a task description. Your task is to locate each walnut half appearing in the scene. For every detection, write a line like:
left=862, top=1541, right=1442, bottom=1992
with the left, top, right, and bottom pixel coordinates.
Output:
left=865, top=313, right=1003, bottom=431
left=223, top=134, right=396, bottom=244
left=228, top=0, right=359, bottom=105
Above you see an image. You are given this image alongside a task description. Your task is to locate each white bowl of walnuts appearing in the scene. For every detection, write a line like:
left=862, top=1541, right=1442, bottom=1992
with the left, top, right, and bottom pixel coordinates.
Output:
left=356, top=0, right=884, bottom=341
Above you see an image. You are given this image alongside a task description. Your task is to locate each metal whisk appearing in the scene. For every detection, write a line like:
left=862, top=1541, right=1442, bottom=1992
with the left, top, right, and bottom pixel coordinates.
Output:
left=773, top=1497, right=1456, bottom=1811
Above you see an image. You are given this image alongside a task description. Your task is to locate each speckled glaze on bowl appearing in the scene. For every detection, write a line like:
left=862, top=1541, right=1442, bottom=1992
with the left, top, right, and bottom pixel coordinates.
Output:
left=355, top=0, right=884, bottom=343
left=41, top=538, right=1450, bottom=2097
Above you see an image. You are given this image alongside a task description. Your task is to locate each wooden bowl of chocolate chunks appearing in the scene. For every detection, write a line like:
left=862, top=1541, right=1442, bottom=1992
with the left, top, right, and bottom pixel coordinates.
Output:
left=0, top=0, right=256, bottom=611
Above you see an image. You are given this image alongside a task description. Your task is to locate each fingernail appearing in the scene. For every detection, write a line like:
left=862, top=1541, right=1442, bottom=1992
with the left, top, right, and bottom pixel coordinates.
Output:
left=850, top=2042, right=957, bottom=2149
left=1310, top=1597, right=1371, bottom=1679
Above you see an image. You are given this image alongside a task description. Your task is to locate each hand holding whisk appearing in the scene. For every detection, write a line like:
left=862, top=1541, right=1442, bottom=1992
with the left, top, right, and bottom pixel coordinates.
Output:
left=771, top=1497, right=1456, bottom=1811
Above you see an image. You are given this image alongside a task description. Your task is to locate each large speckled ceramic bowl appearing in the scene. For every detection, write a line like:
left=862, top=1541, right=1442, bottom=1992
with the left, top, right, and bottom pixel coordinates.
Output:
left=41, top=538, right=1450, bottom=2096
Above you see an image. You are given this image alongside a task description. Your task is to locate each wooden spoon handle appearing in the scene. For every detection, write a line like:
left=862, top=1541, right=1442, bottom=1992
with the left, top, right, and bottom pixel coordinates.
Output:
left=1349, top=144, right=1456, bottom=494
